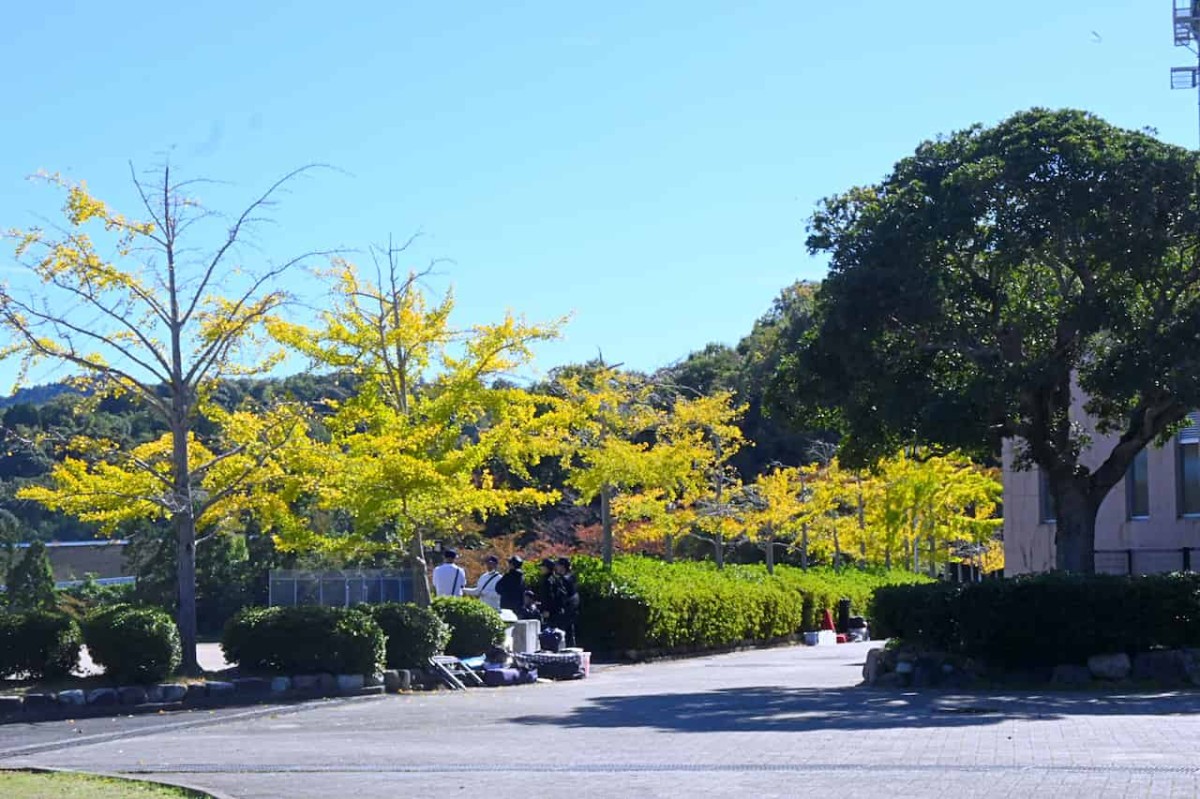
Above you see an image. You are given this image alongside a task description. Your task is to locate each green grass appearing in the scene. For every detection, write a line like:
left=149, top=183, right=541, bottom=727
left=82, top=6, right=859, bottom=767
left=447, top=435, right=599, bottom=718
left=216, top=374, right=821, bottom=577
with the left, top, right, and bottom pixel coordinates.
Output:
left=0, top=770, right=203, bottom=798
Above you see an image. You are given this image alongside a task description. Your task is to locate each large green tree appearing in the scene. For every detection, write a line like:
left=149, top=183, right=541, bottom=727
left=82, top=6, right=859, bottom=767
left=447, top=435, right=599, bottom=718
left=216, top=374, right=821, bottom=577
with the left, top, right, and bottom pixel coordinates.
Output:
left=778, top=109, right=1200, bottom=572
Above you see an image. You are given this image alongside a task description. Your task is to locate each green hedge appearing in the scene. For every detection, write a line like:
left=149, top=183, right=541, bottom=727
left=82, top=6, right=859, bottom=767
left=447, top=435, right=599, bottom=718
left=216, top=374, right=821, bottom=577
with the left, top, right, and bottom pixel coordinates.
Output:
left=358, top=603, right=450, bottom=669
left=0, top=611, right=82, bottom=680
left=84, top=604, right=181, bottom=683
left=222, top=606, right=385, bottom=675
left=573, top=556, right=928, bottom=655
left=430, top=597, right=506, bottom=657
left=869, top=572, right=1200, bottom=668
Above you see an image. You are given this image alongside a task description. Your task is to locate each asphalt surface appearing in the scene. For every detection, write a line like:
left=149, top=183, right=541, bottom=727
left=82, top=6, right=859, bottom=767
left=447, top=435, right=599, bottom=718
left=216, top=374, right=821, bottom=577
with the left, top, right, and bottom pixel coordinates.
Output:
left=6, top=642, right=1200, bottom=798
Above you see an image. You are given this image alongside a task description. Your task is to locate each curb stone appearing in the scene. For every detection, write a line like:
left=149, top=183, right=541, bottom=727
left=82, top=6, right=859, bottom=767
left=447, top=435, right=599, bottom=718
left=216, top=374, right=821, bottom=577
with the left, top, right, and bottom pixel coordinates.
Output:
left=0, top=673, right=391, bottom=725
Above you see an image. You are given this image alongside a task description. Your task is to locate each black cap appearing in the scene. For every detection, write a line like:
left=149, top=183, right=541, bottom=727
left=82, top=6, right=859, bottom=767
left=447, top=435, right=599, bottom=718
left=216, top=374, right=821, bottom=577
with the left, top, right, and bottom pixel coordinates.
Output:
left=486, top=555, right=499, bottom=564
left=443, top=549, right=458, bottom=560
left=508, top=555, right=523, bottom=566
left=540, top=558, right=556, bottom=570
left=556, top=557, right=572, bottom=569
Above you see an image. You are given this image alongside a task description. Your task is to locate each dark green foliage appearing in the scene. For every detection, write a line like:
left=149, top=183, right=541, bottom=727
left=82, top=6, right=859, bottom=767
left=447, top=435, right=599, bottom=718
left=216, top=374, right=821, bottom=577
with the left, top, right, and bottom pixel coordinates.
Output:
left=430, top=597, right=506, bottom=657
left=57, top=575, right=136, bottom=618
left=221, top=605, right=385, bottom=675
left=657, top=282, right=823, bottom=477
left=0, top=610, right=82, bottom=679
left=5, top=541, right=56, bottom=611
left=358, top=602, right=450, bottom=669
left=83, top=604, right=181, bottom=683
left=870, top=573, right=1200, bottom=668
left=783, top=108, right=1200, bottom=571
left=126, top=528, right=286, bottom=635
left=869, top=582, right=962, bottom=652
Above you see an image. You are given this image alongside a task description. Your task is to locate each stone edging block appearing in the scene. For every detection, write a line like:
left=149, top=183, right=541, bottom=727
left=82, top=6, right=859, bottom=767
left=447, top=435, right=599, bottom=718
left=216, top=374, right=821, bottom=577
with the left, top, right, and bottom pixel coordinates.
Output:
left=0, top=669, right=398, bottom=725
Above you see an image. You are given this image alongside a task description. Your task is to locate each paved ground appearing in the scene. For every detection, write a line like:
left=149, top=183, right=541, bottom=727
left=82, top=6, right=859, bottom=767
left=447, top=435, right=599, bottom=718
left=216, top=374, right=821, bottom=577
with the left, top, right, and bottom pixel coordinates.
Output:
left=6, top=642, right=1200, bottom=798
left=77, top=643, right=230, bottom=675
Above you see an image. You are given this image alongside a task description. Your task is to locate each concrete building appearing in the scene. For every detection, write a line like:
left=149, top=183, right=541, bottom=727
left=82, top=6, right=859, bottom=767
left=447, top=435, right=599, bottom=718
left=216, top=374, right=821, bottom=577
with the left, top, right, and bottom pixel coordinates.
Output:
left=6, top=539, right=132, bottom=589
left=1003, top=411, right=1200, bottom=575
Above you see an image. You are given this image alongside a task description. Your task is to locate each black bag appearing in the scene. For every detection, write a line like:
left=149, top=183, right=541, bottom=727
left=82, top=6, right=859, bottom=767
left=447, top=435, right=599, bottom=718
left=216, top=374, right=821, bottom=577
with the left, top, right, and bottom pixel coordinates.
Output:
left=482, top=667, right=537, bottom=686
left=539, top=627, right=565, bottom=653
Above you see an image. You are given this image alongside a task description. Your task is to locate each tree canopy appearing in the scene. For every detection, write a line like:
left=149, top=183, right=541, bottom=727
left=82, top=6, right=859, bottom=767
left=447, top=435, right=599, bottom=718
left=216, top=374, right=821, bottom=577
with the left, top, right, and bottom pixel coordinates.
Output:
left=268, top=248, right=569, bottom=602
left=778, top=108, right=1200, bottom=571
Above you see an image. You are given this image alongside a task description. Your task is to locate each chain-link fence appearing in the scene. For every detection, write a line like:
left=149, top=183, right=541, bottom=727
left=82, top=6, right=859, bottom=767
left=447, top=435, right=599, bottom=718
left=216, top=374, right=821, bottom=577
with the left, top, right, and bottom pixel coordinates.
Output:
left=268, top=569, right=414, bottom=607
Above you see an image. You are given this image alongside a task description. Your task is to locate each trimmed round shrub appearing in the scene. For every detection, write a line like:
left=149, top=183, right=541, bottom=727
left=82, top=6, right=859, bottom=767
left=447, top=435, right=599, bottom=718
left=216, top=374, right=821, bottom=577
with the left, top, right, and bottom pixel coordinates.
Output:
left=0, top=611, right=82, bottom=680
left=222, top=605, right=385, bottom=675
left=359, top=603, right=450, bottom=669
left=84, top=604, right=181, bottom=683
left=430, top=597, right=506, bottom=657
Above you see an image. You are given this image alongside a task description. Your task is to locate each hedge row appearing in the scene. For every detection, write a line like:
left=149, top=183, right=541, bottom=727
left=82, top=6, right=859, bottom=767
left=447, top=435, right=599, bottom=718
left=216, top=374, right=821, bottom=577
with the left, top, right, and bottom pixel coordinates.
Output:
left=220, top=600, right=509, bottom=675
left=574, top=556, right=928, bottom=654
left=870, top=572, right=1200, bottom=668
left=222, top=606, right=386, bottom=675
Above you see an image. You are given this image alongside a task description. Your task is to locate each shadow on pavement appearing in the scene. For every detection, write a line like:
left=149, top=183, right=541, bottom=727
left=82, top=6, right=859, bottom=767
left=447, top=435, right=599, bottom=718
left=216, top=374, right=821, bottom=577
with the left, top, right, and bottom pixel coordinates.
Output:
left=513, top=686, right=1200, bottom=732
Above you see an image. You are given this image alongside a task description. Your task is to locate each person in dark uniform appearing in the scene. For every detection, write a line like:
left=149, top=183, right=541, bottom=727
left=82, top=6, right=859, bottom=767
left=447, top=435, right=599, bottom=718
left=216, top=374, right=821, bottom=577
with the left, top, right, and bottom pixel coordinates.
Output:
left=518, top=589, right=542, bottom=621
left=495, top=555, right=526, bottom=613
left=537, top=558, right=559, bottom=624
left=551, top=557, right=580, bottom=648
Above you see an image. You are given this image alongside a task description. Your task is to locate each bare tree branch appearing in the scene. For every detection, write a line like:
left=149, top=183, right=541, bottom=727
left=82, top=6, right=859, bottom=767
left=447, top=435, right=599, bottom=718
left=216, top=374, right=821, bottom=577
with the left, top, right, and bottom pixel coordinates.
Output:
left=179, top=164, right=328, bottom=328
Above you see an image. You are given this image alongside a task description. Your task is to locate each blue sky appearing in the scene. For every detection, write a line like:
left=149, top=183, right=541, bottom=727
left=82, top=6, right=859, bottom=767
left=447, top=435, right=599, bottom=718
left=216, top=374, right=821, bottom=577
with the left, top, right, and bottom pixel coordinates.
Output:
left=0, top=1, right=1194, bottom=386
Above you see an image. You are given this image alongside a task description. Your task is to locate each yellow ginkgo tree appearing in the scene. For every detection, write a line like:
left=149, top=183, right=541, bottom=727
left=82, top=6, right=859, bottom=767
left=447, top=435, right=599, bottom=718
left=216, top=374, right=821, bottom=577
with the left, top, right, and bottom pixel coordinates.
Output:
left=2, top=167, right=326, bottom=673
left=741, top=466, right=807, bottom=574
left=20, top=402, right=313, bottom=541
left=269, top=244, right=571, bottom=603
left=866, top=450, right=1002, bottom=573
left=554, top=363, right=744, bottom=567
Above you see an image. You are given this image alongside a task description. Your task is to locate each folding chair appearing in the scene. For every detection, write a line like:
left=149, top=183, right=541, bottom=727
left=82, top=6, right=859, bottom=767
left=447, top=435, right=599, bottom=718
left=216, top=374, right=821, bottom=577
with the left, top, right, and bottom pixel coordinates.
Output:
left=429, top=655, right=485, bottom=690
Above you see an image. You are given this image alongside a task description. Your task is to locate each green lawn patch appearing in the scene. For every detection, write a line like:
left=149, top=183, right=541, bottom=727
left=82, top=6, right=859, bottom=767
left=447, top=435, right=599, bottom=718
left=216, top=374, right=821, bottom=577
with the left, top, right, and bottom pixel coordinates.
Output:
left=0, top=770, right=203, bottom=798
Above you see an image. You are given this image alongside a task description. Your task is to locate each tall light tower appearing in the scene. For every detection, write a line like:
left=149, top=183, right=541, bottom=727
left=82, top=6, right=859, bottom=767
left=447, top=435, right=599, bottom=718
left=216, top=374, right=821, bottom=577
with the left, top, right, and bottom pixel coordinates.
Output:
left=1172, top=1, right=1200, bottom=147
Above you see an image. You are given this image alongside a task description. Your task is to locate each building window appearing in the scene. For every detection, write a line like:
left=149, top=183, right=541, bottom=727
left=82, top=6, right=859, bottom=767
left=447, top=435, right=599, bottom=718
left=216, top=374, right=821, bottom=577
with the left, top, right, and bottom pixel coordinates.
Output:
left=1127, top=448, right=1149, bottom=520
left=1038, top=468, right=1056, bottom=524
left=1182, top=412, right=1200, bottom=517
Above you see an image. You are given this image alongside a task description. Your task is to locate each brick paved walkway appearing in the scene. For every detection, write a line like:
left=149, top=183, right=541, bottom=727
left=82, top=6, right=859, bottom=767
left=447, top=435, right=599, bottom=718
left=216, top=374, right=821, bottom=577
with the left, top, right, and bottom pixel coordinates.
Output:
left=4, top=642, right=1199, bottom=798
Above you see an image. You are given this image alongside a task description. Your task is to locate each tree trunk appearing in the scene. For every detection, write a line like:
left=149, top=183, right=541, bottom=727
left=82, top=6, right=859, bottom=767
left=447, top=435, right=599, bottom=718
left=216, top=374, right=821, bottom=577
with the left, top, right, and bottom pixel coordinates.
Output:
left=800, top=525, right=809, bottom=570
left=765, top=540, right=775, bottom=575
left=714, top=533, right=724, bottom=569
left=912, top=537, right=920, bottom=573
left=600, top=484, right=614, bottom=569
left=664, top=534, right=674, bottom=563
left=410, top=530, right=431, bottom=606
left=171, top=423, right=198, bottom=676
left=1054, top=483, right=1099, bottom=574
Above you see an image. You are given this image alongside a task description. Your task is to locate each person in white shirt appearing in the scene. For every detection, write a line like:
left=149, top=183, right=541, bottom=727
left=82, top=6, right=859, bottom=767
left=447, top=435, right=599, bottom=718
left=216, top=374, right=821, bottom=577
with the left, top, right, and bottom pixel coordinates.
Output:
left=464, top=555, right=503, bottom=610
left=431, top=549, right=466, bottom=597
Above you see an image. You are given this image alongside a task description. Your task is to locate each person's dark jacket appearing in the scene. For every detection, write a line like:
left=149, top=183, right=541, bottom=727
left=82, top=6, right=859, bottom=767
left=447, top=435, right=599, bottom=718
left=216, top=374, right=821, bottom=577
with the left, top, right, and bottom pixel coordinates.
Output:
left=558, top=572, right=580, bottom=615
left=539, top=574, right=560, bottom=617
left=496, top=569, right=525, bottom=612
